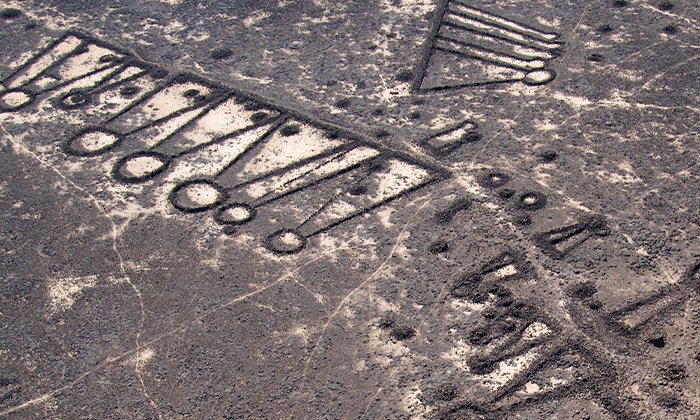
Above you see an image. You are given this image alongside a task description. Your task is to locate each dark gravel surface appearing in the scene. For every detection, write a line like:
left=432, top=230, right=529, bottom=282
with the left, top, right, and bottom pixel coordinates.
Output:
left=1, top=1, right=700, bottom=418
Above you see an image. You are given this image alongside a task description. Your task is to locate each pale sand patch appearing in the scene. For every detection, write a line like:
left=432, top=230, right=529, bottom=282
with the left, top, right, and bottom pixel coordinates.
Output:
left=375, top=207, right=395, bottom=228
left=523, top=70, right=556, bottom=84
left=517, top=375, right=570, bottom=396
left=241, top=146, right=379, bottom=200
left=170, top=96, right=279, bottom=150
left=305, top=159, right=430, bottom=230
left=492, top=264, right=518, bottom=279
left=232, top=122, right=343, bottom=183
left=127, top=348, right=155, bottom=367
left=58, top=44, right=124, bottom=80
left=402, top=387, right=434, bottom=419
left=522, top=321, right=552, bottom=341
left=441, top=338, right=473, bottom=371
left=533, top=119, right=558, bottom=131
left=450, top=3, right=558, bottom=41
left=552, top=92, right=593, bottom=109
left=452, top=174, right=488, bottom=198
left=279, top=231, right=303, bottom=247
left=368, top=326, right=410, bottom=367
left=0, top=91, right=32, bottom=108
left=120, top=82, right=212, bottom=126
left=121, top=155, right=165, bottom=179
left=477, top=348, right=539, bottom=388
left=243, top=10, right=272, bottom=28
left=595, top=161, right=641, bottom=184
left=536, top=16, right=561, bottom=27
left=523, top=382, right=540, bottom=394
left=446, top=7, right=559, bottom=48
left=425, top=121, right=478, bottom=150
left=442, top=338, right=540, bottom=390
left=288, top=325, right=312, bottom=347
left=74, top=130, right=120, bottom=153
left=165, top=122, right=277, bottom=184
left=219, top=205, right=252, bottom=223
left=46, top=274, right=125, bottom=316
left=7, top=36, right=82, bottom=89
left=176, top=182, right=222, bottom=209
left=450, top=298, right=486, bottom=313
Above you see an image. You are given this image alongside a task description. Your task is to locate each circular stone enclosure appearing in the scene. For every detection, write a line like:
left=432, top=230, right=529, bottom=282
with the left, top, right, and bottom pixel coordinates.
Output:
left=64, top=128, right=122, bottom=156
left=113, top=152, right=170, bottom=183
left=264, top=229, right=307, bottom=254
left=0, top=89, right=33, bottom=112
left=169, top=180, right=227, bottom=213
left=214, top=203, right=256, bottom=225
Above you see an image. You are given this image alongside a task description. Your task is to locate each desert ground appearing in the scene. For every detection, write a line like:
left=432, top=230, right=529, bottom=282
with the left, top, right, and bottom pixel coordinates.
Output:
left=1, top=0, right=700, bottom=418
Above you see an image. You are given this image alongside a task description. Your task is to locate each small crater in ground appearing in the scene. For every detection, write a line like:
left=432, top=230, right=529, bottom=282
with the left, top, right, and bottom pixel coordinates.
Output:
left=539, top=150, right=556, bottom=163
left=428, top=240, right=449, bottom=254
left=498, top=188, right=515, bottom=199
left=587, top=299, right=602, bottom=310
left=0, top=8, right=22, bottom=19
left=280, top=124, right=301, bottom=136
left=251, top=111, right=268, bottom=122
left=395, top=70, right=413, bottom=82
left=334, top=98, right=351, bottom=109
left=390, top=324, right=415, bottom=340
left=374, top=129, right=390, bottom=139
left=120, top=86, right=140, bottom=97
left=571, top=282, right=597, bottom=300
left=648, top=335, right=666, bottom=348
left=663, top=24, right=678, bottom=34
left=183, top=88, right=200, bottom=98
left=211, top=48, right=233, bottom=60
left=481, top=171, right=511, bottom=189
left=348, top=185, right=367, bottom=196
left=518, top=192, right=547, bottom=210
